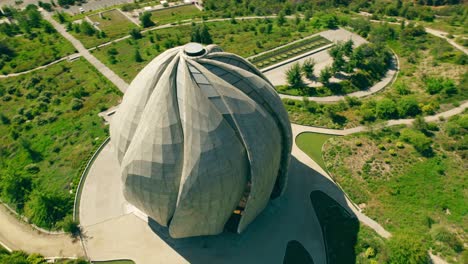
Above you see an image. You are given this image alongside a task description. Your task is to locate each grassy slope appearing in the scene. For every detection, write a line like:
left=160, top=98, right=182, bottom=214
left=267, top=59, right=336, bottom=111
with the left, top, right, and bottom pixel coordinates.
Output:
left=0, top=29, right=76, bottom=75
left=0, top=58, right=121, bottom=214
left=92, top=19, right=320, bottom=82
left=322, top=117, right=467, bottom=262
left=150, top=5, right=202, bottom=25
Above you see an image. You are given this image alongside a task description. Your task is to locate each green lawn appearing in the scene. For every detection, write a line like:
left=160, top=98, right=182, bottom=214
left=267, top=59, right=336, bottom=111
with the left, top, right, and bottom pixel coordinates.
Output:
left=150, top=5, right=202, bottom=25
left=322, top=115, right=468, bottom=262
left=296, top=132, right=336, bottom=170
left=89, top=10, right=137, bottom=40
left=69, top=9, right=138, bottom=48
left=0, top=58, right=121, bottom=229
left=92, top=19, right=321, bottom=82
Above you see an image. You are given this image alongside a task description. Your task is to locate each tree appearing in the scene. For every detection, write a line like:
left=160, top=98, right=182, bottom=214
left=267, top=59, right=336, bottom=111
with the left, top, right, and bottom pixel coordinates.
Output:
left=388, top=234, right=429, bottom=264
left=302, top=59, right=315, bottom=79
left=191, top=24, right=212, bottom=44
left=319, top=66, right=332, bottom=86
left=397, top=96, right=420, bottom=117
left=286, top=63, right=303, bottom=89
left=140, top=12, right=154, bottom=28
left=134, top=49, right=143, bottom=62
left=79, top=21, right=95, bottom=36
left=277, top=11, right=286, bottom=26
left=343, top=39, right=354, bottom=56
left=130, top=28, right=142, bottom=39
left=376, top=98, right=398, bottom=119
left=1, top=173, right=32, bottom=208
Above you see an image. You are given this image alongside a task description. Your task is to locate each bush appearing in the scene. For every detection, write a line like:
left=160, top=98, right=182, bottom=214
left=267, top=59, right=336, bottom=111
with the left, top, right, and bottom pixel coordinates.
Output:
left=376, top=98, right=398, bottom=119
left=387, top=234, right=429, bottom=264
left=431, top=225, right=463, bottom=253
left=70, top=98, right=83, bottom=111
left=400, top=128, right=433, bottom=156
left=61, top=215, right=81, bottom=237
left=24, top=191, right=72, bottom=229
left=397, top=96, right=420, bottom=117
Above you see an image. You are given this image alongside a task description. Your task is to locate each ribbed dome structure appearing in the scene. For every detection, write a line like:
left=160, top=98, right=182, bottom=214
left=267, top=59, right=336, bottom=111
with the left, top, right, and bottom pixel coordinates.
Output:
left=110, top=43, right=292, bottom=238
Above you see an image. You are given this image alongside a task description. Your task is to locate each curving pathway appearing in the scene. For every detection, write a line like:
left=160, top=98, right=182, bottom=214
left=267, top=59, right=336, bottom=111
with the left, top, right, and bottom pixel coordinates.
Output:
left=0, top=53, right=81, bottom=79
left=0, top=204, right=84, bottom=258
left=292, top=101, right=468, bottom=136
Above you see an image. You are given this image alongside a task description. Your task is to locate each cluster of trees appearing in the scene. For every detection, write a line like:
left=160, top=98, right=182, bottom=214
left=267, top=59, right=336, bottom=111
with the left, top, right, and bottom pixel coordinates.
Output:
left=140, top=12, right=155, bottom=28
left=0, top=5, right=46, bottom=36
left=57, top=0, right=85, bottom=8
left=190, top=23, right=213, bottom=45
left=286, top=39, right=392, bottom=95
left=67, top=20, right=106, bottom=39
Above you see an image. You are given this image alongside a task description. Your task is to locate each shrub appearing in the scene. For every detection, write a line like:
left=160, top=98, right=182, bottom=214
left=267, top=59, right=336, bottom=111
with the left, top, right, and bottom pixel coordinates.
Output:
left=431, top=225, right=463, bottom=253
left=397, top=96, right=420, bottom=117
left=60, top=215, right=81, bottom=237
left=387, top=234, right=429, bottom=264
left=70, top=98, right=83, bottom=111
left=400, top=128, right=433, bottom=156
left=376, top=98, right=398, bottom=119
left=24, top=164, right=40, bottom=174
left=24, top=191, right=72, bottom=229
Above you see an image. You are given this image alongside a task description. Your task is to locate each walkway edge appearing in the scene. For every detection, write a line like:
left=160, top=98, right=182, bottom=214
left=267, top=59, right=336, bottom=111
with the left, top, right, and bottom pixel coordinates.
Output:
left=73, top=137, right=111, bottom=222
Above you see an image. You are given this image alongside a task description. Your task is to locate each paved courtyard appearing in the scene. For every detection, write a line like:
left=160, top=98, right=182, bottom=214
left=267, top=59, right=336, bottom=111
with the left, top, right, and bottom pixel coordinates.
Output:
left=263, top=28, right=367, bottom=86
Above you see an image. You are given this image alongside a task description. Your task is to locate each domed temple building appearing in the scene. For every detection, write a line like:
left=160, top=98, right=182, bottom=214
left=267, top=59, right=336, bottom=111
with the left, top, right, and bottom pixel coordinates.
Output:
left=110, top=43, right=292, bottom=238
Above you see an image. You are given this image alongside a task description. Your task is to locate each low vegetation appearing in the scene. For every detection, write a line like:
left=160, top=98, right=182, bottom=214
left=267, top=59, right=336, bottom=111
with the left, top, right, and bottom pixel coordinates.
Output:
left=0, top=5, right=75, bottom=74
left=322, top=114, right=467, bottom=262
left=0, top=249, right=88, bottom=264
left=150, top=4, right=202, bottom=25
left=0, top=59, right=121, bottom=229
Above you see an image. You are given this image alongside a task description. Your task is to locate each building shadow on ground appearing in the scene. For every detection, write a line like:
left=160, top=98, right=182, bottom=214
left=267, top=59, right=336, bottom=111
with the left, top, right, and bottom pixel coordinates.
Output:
left=146, top=156, right=359, bottom=264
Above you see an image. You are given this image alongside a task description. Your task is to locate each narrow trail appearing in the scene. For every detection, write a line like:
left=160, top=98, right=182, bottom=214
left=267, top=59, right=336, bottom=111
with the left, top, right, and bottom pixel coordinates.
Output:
left=0, top=54, right=81, bottom=79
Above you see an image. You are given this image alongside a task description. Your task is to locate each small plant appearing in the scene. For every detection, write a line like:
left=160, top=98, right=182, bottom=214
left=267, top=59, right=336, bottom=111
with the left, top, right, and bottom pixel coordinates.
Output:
left=389, top=149, right=397, bottom=156
left=355, top=140, right=362, bottom=147
left=378, top=144, right=385, bottom=150
left=396, top=142, right=405, bottom=149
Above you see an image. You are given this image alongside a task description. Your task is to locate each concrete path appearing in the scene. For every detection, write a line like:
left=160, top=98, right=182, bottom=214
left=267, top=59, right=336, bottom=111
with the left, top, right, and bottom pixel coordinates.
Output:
left=292, top=101, right=468, bottom=136
left=425, top=27, right=468, bottom=55
left=0, top=204, right=84, bottom=258
left=41, top=11, right=129, bottom=93
left=0, top=53, right=81, bottom=79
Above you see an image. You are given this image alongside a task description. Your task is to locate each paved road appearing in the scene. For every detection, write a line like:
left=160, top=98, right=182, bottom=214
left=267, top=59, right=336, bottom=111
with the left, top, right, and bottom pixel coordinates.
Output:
left=0, top=204, right=84, bottom=258
left=41, top=10, right=129, bottom=93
